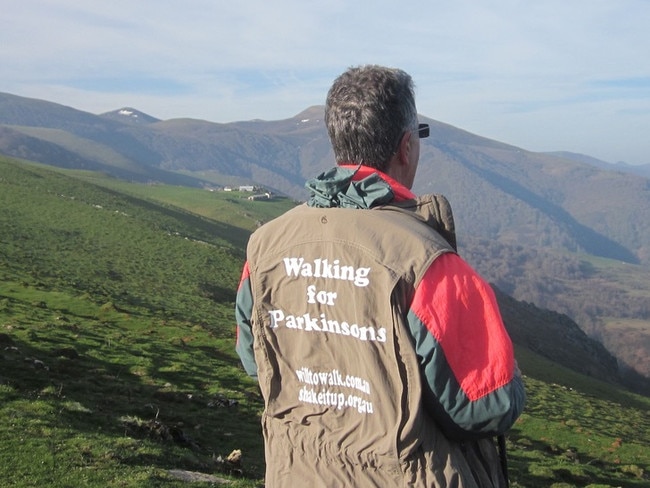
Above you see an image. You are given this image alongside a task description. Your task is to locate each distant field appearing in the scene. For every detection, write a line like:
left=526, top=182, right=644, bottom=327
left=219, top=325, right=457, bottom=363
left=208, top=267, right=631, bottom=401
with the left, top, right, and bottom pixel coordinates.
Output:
left=605, top=318, right=650, bottom=331
left=71, top=171, right=298, bottom=233
left=583, top=255, right=650, bottom=297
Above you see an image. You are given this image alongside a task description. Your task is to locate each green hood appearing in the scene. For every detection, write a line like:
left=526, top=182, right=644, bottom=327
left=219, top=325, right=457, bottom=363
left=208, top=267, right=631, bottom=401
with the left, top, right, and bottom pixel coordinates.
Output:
left=305, top=166, right=395, bottom=209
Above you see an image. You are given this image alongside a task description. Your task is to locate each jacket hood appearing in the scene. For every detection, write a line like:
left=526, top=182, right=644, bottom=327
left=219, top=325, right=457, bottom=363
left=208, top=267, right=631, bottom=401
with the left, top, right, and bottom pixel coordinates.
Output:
left=305, top=165, right=395, bottom=209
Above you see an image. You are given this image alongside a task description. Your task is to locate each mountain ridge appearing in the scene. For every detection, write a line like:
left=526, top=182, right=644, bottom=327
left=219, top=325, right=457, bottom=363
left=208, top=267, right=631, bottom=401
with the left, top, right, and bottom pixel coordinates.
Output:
left=100, top=107, right=161, bottom=125
left=1, top=91, right=649, bottom=387
left=2, top=90, right=647, bottom=264
left=2, top=90, right=648, bottom=265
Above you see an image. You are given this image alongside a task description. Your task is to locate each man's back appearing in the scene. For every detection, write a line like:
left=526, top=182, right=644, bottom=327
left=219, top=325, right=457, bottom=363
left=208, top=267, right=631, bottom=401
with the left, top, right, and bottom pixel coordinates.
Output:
left=241, top=202, right=487, bottom=487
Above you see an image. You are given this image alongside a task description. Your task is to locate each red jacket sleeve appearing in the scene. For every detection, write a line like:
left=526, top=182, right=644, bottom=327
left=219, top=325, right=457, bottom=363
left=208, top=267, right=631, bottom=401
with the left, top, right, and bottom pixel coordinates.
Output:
left=407, top=252, right=525, bottom=438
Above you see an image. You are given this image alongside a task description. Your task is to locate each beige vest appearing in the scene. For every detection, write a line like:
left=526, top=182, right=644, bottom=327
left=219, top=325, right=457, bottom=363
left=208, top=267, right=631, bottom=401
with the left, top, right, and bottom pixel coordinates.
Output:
left=246, top=195, right=506, bottom=487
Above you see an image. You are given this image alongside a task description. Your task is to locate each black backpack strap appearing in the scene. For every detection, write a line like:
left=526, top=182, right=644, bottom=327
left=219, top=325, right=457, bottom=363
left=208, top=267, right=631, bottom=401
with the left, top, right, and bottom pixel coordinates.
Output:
left=497, top=434, right=510, bottom=487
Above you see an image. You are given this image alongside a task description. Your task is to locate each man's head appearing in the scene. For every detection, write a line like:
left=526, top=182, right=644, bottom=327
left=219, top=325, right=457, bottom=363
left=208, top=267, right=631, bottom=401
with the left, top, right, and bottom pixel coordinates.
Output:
left=325, top=65, right=424, bottom=188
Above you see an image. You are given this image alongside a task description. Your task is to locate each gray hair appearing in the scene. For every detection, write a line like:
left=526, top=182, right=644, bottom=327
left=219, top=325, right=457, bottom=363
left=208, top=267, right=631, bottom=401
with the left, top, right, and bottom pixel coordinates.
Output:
left=325, top=65, right=418, bottom=172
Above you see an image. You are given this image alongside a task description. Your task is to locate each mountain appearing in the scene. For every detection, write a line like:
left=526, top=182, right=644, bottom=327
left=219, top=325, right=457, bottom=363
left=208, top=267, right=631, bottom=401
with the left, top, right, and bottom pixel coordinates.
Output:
left=1, top=91, right=649, bottom=387
left=548, top=151, right=650, bottom=179
left=100, top=107, right=161, bottom=125
left=1, top=92, right=648, bottom=265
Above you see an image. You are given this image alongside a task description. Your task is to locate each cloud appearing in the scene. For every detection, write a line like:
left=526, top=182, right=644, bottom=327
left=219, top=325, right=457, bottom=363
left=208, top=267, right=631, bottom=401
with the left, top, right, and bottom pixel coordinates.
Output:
left=1, top=0, right=649, bottom=164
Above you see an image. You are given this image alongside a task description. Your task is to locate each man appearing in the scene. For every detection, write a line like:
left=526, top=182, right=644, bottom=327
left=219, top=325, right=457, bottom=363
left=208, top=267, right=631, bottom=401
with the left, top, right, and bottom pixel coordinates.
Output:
left=235, top=65, right=525, bottom=487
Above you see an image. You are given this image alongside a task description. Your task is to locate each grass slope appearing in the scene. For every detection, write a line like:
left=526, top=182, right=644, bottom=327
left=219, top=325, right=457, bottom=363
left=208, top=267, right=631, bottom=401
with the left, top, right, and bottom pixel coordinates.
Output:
left=0, top=157, right=648, bottom=487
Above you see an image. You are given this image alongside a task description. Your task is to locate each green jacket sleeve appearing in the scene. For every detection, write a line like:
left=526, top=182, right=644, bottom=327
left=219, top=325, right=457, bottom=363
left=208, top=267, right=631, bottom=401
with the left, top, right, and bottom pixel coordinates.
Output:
left=235, top=262, right=258, bottom=379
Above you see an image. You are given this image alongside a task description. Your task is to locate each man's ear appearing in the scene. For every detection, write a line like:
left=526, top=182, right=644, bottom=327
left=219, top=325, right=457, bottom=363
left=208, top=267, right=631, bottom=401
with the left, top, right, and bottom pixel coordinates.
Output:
left=397, top=131, right=412, bottom=166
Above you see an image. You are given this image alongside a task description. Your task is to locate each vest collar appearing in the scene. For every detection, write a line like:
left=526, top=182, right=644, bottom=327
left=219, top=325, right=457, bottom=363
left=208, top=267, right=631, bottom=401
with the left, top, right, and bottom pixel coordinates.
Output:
left=306, top=164, right=415, bottom=209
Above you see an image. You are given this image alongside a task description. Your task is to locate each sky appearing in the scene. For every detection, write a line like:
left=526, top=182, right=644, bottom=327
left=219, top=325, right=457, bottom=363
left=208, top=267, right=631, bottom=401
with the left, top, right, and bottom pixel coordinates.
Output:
left=2, top=0, right=649, bottom=165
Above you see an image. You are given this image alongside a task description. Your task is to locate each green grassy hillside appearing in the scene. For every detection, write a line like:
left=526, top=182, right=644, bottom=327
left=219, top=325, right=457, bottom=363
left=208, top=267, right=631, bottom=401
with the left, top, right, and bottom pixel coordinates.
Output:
left=1, top=157, right=648, bottom=487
